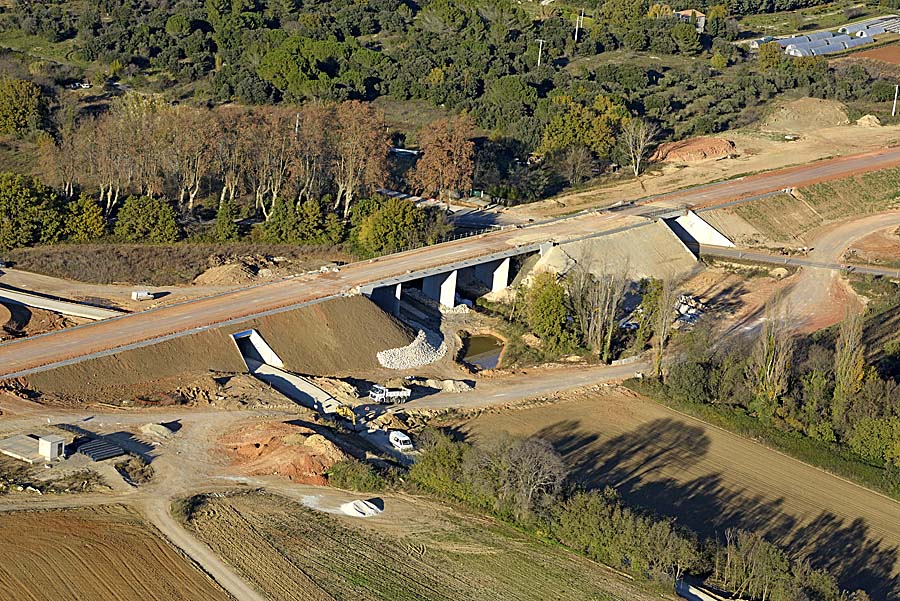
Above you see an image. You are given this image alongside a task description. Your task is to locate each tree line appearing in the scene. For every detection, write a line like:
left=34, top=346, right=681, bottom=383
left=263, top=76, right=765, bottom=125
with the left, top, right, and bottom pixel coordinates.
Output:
left=403, top=429, right=871, bottom=601
left=658, top=288, right=900, bottom=489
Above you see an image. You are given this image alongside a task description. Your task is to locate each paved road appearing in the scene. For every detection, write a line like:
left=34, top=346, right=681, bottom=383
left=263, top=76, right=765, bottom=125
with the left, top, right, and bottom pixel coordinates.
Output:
left=3, top=147, right=900, bottom=379
left=699, top=245, right=900, bottom=278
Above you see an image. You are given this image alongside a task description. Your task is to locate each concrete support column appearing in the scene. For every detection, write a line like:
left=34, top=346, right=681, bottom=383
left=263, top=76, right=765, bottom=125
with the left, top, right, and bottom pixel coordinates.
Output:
left=474, top=257, right=511, bottom=293
left=364, top=283, right=402, bottom=316
left=539, top=241, right=555, bottom=257
left=423, top=269, right=457, bottom=308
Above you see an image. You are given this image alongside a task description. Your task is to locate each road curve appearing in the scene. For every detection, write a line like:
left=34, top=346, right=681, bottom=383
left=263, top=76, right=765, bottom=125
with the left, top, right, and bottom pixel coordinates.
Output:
left=3, top=147, right=900, bottom=378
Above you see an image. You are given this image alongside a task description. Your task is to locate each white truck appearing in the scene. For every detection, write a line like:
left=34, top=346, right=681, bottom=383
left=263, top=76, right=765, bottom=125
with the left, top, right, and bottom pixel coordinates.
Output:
left=368, top=384, right=411, bottom=404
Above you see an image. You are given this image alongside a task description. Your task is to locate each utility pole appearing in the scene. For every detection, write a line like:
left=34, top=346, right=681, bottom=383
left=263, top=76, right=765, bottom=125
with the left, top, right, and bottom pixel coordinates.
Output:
left=537, top=38, right=545, bottom=67
left=574, top=8, right=585, bottom=43
left=893, top=84, right=899, bottom=118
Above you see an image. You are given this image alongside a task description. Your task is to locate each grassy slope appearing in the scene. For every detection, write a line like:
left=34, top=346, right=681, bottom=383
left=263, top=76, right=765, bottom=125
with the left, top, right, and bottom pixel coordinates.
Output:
left=730, top=167, right=900, bottom=242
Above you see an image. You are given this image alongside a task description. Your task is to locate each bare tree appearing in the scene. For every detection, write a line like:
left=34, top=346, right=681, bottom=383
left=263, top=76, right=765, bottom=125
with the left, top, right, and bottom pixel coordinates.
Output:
left=560, top=144, right=594, bottom=187
left=651, top=277, right=679, bottom=378
left=566, top=255, right=628, bottom=363
left=745, top=303, right=793, bottom=421
left=166, top=106, right=214, bottom=213
left=832, top=308, right=865, bottom=432
left=291, top=103, right=333, bottom=206
left=332, top=100, right=389, bottom=219
left=212, top=106, right=253, bottom=207
left=621, top=118, right=659, bottom=179
left=504, top=438, right=566, bottom=518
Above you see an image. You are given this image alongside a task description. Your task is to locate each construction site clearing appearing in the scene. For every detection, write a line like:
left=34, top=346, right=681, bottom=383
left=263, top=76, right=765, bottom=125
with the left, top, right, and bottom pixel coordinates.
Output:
left=3, top=113, right=900, bottom=600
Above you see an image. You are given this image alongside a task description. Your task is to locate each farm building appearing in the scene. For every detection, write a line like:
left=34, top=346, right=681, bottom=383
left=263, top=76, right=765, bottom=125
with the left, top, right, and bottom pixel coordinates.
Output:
left=674, top=9, right=705, bottom=32
left=785, top=39, right=830, bottom=52
left=786, top=46, right=814, bottom=57
left=825, top=34, right=852, bottom=46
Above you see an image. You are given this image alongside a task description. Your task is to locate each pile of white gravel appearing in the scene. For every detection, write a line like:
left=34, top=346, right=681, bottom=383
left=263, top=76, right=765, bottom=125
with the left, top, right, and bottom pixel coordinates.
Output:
left=377, top=329, right=447, bottom=369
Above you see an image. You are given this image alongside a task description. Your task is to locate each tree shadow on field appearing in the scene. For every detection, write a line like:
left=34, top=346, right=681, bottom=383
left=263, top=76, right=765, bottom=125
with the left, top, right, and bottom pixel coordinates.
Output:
left=535, top=418, right=900, bottom=600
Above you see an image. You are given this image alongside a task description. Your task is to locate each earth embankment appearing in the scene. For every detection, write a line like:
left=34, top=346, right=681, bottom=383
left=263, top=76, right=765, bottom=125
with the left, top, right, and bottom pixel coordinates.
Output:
left=25, top=295, right=412, bottom=402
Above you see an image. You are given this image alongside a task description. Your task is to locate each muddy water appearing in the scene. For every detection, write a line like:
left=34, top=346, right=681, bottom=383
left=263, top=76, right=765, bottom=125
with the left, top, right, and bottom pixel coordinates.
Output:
left=462, top=334, right=504, bottom=369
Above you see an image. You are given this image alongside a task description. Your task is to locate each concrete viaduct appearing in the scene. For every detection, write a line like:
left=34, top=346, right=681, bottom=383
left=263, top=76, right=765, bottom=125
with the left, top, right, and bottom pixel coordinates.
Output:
left=359, top=242, right=554, bottom=314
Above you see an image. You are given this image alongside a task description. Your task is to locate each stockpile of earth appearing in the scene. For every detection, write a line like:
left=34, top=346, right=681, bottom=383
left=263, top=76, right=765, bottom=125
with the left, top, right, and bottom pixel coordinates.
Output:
left=651, top=137, right=735, bottom=163
left=759, top=97, right=849, bottom=132
left=222, top=421, right=348, bottom=485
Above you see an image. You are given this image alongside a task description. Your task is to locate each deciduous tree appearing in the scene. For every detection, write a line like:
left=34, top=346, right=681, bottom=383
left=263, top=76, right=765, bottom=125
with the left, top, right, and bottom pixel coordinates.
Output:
left=620, top=117, right=659, bottom=179
left=413, top=115, right=475, bottom=201
left=332, top=100, right=389, bottom=219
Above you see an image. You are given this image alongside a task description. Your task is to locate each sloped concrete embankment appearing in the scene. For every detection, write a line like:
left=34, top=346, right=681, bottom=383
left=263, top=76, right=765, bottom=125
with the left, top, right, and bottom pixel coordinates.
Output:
left=24, top=295, right=412, bottom=402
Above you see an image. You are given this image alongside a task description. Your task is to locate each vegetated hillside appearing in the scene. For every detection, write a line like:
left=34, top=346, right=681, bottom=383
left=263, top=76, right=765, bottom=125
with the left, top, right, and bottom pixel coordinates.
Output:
left=25, top=295, right=412, bottom=402
left=180, top=490, right=660, bottom=601
left=0, top=505, right=230, bottom=601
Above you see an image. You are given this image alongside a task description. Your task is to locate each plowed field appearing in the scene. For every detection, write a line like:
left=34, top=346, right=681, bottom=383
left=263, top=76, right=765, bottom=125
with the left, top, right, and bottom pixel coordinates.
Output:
left=0, top=505, right=230, bottom=601
left=184, top=491, right=668, bottom=601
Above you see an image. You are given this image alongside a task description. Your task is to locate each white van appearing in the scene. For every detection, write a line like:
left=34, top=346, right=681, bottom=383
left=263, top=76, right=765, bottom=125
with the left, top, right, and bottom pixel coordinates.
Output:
left=389, top=431, right=413, bottom=452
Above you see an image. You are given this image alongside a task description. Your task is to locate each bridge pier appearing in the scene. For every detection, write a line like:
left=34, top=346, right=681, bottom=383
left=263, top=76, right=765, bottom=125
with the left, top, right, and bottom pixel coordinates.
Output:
left=361, top=282, right=402, bottom=316
left=423, top=270, right=457, bottom=308
left=474, top=257, right=511, bottom=293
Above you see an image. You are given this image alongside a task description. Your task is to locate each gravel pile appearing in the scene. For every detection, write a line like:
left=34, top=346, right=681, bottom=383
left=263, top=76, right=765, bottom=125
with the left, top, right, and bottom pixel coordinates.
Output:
left=377, top=329, right=447, bottom=369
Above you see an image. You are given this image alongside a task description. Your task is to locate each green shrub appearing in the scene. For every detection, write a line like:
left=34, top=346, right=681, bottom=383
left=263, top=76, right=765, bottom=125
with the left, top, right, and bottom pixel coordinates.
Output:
left=326, top=460, right=386, bottom=492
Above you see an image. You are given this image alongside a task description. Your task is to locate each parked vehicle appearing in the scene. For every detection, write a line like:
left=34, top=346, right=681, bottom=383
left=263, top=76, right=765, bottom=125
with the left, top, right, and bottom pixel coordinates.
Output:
left=131, top=290, right=154, bottom=301
left=368, top=384, right=411, bottom=404
left=389, top=430, right=413, bottom=452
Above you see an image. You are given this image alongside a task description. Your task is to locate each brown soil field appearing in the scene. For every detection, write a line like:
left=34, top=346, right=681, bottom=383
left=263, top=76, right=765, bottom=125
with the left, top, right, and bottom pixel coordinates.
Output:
left=26, top=295, right=412, bottom=402
left=0, top=505, right=230, bottom=601
left=454, top=389, right=900, bottom=600
left=0, top=301, right=84, bottom=340
left=847, top=226, right=900, bottom=263
left=184, top=490, right=668, bottom=601
left=853, top=43, right=900, bottom=66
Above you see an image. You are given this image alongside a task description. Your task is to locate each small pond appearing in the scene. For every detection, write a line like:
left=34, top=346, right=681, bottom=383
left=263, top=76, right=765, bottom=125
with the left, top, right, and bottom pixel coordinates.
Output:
left=462, top=334, right=505, bottom=370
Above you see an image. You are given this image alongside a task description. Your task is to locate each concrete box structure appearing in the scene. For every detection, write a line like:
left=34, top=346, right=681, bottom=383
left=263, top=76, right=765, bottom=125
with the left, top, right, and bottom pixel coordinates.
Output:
left=39, top=435, right=65, bottom=461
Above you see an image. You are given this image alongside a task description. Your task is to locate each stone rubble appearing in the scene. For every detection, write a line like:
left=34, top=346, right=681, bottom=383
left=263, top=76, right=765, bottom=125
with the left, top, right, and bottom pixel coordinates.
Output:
left=377, top=329, right=447, bottom=369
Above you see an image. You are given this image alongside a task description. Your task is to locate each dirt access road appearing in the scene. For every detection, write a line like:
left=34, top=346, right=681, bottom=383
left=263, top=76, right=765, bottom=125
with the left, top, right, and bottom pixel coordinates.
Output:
left=3, top=146, right=900, bottom=380
left=458, top=389, right=900, bottom=600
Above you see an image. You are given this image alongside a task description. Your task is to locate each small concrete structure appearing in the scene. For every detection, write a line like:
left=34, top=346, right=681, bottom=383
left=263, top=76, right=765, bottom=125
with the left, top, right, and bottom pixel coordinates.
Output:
left=366, top=282, right=402, bottom=316
left=0, top=434, right=65, bottom=464
left=231, top=329, right=284, bottom=369
left=38, top=435, right=65, bottom=461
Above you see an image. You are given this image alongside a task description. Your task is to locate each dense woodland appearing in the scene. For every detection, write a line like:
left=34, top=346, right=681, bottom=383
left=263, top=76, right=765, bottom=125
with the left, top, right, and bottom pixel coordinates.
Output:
left=1, top=0, right=898, bottom=214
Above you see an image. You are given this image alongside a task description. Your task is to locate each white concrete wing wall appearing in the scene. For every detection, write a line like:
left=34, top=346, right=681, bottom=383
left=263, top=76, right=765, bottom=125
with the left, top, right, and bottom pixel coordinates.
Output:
left=673, top=211, right=736, bottom=247
left=231, top=329, right=285, bottom=368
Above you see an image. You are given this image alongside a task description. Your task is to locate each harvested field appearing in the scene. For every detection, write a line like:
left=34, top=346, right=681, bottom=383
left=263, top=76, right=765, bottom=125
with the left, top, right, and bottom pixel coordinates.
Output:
left=0, top=505, right=229, bottom=601
left=454, top=389, right=900, bottom=600
left=184, top=490, right=666, bottom=601
left=853, top=43, right=900, bottom=65
left=26, top=295, right=412, bottom=402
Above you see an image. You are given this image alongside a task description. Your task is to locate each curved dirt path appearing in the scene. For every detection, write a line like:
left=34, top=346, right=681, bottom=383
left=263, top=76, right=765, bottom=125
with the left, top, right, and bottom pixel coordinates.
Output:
left=781, top=211, right=900, bottom=331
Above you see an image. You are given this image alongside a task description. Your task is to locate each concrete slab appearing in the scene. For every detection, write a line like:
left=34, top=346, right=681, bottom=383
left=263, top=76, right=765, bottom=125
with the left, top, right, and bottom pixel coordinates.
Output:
left=0, top=435, right=42, bottom=464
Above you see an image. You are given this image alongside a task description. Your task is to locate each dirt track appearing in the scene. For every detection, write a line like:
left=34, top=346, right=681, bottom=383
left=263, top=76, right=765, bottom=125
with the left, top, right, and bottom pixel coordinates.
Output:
left=458, top=389, right=900, bottom=599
